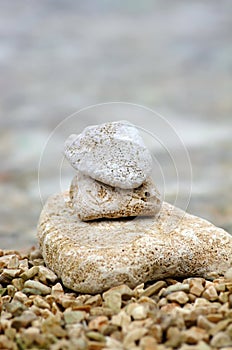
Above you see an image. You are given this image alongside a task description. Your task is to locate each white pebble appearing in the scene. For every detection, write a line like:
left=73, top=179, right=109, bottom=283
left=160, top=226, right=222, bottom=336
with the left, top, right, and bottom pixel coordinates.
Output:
left=64, top=121, right=152, bottom=189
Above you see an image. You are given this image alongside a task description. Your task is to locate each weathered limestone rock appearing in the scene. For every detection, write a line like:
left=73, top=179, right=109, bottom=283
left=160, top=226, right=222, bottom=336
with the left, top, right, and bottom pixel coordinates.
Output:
left=69, top=172, right=161, bottom=221
left=64, top=121, right=152, bottom=189
left=37, top=192, right=232, bottom=294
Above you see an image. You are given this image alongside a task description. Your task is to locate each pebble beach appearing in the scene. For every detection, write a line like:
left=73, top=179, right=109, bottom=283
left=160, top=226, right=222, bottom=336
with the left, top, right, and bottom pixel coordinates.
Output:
left=0, top=0, right=231, bottom=249
left=1, top=248, right=232, bottom=349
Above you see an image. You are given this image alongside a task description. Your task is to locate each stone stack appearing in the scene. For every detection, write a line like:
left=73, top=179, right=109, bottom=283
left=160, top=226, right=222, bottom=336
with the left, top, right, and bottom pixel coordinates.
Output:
left=37, top=121, right=232, bottom=294
left=64, top=121, right=162, bottom=221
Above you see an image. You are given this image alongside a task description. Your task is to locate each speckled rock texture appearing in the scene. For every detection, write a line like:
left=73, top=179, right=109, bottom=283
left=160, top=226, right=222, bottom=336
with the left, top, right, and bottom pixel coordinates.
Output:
left=69, top=172, right=162, bottom=221
left=64, top=121, right=152, bottom=189
left=38, top=192, right=232, bottom=294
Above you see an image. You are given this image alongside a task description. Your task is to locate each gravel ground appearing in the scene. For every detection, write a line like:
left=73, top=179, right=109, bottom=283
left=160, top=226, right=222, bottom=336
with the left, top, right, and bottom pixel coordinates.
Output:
left=1, top=248, right=232, bottom=349
left=0, top=1, right=231, bottom=248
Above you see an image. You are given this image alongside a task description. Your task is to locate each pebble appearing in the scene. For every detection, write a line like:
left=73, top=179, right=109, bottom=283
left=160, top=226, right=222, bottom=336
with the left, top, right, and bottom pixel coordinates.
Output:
left=166, top=326, right=182, bottom=348
left=63, top=310, right=85, bottom=324
left=70, top=172, right=161, bottom=220
left=202, top=286, right=218, bottom=301
left=11, top=310, right=37, bottom=330
left=123, top=328, right=148, bottom=348
left=142, top=280, right=167, bottom=297
left=7, top=255, right=19, bottom=269
left=139, top=336, right=158, bottom=349
left=103, top=291, right=122, bottom=313
left=1, top=248, right=232, bottom=349
left=20, top=266, right=39, bottom=280
left=38, top=266, right=58, bottom=283
left=38, top=192, right=232, bottom=293
left=64, top=121, right=152, bottom=189
left=88, top=316, right=108, bottom=331
left=211, top=332, right=232, bottom=347
left=33, top=296, right=50, bottom=309
left=162, top=283, right=190, bottom=296
left=126, top=303, right=148, bottom=320
left=189, top=278, right=205, bottom=297
left=181, top=326, right=209, bottom=344
left=24, top=280, right=51, bottom=295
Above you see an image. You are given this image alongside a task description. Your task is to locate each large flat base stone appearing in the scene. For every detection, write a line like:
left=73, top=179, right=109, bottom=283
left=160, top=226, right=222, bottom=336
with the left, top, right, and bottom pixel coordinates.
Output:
left=37, top=192, right=232, bottom=293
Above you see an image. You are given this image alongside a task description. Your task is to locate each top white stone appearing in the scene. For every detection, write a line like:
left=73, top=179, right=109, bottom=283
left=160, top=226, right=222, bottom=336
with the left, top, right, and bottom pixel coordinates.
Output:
left=64, top=121, right=152, bottom=189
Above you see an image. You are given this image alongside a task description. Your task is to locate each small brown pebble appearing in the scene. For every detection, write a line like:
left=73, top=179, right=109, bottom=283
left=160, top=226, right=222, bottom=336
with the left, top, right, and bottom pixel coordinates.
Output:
left=38, top=266, right=58, bottom=283
left=88, top=340, right=106, bottom=350
left=162, top=283, right=190, bottom=296
left=167, top=291, right=189, bottom=304
left=111, top=310, right=131, bottom=331
left=7, top=284, right=17, bottom=298
left=20, top=266, right=39, bottom=280
left=51, top=282, right=64, bottom=297
left=166, top=326, right=181, bottom=348
left=5, top=327, right=16, bottom=340
left=123, top=328, right=147, bottom=348
left=211, top=332, right=232, bottom=347
left=188, top=293, right=197, bottom=302
left=202, top=285, right=218, bottom=301
left=11, top=310, right=37, bottom=329
left=86, top=331, right=106, bottom=342
left=142, top=280, right=167, bottom=297
left=64, top=310, right=85, bottom=324
left=215, top=282, right=226, bottom=292
left=5, top=300, right=26, bottom=316
left=189, top=278, right=205, bottom=297
left=85, top=294, right=102, bottom=307
left=7, top=255, right=19, bottom=269
left=126, top=302, right=148, bottom=320
left=103, top=291, right=121, bottom=313
left=161, top=302, right=180, bottom=313
left=157, top=297, right=168, bottom=307
left=209, top=319, right=232, bottom=336
left=90, top=306, right=113, bottom=317
left=219, top=291, right=229, bottom=303
left=24, top=280, right=51, bottom=295
left=139, top=335, right=158, bottom=349
left=104, top=284, right=133, bottom=298
left=12, top=277, right=24, bottom=290
left=89, top=316, right=108, bottom=331
left=0, top=269, right=21, bottom=283
left=18, top=259, right=29, bottom=272
left=197, top=315, right=214, bottom=331
left=33, top=295, right=50, bottom=309
left=206, top=313, right=223, bottom=323
left=13, top=291, right=28, bottom=303
left=181, top=326, right=209, bottom=344
left=148, top=324, right=162, bottom=343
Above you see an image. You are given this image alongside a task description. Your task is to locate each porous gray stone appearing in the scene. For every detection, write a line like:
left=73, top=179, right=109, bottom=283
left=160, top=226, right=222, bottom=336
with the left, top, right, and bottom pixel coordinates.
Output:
left=38, top=192, right=232, bottom=294
left=69, top=172, right=161, bottom=221
left=64, top=121, right=152, bottom=189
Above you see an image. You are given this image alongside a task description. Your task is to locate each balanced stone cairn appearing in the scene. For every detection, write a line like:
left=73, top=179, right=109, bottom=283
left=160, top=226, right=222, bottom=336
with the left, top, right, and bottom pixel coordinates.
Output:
left=37, top=121, right=232, bottom=294
left=64, top=121, right=162, bottom=220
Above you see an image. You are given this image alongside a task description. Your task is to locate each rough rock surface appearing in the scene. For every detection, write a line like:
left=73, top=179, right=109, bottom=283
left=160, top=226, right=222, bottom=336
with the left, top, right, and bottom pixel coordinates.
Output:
left=37, top=192, right=232, bottom=294
left=69, top=172, right=162, bottom=221
left=64, top=121, right=152, bottom=189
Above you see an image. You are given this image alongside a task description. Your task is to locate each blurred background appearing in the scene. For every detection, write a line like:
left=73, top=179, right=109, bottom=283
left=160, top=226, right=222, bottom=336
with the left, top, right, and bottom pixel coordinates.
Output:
left=0, top=0, right=231, bottom=249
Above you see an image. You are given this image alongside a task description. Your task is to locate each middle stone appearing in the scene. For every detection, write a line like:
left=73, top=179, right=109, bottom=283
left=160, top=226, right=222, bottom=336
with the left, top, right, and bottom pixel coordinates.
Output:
left=70, top=171, right=162, bottom=221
